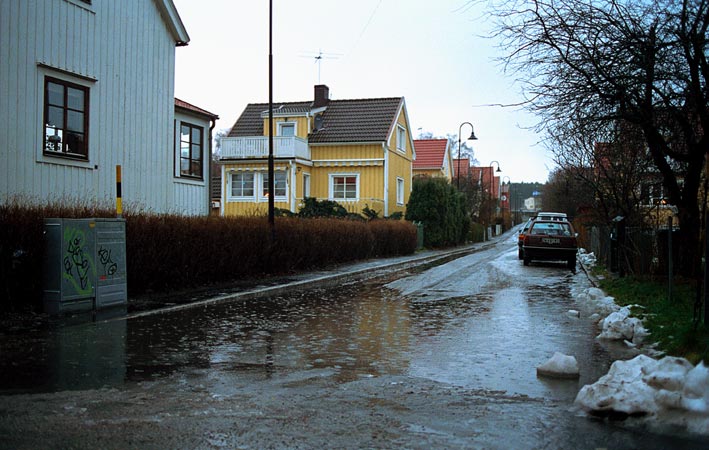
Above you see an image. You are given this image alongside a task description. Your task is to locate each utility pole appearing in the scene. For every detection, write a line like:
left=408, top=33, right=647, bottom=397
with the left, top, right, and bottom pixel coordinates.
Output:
left=268, top=0, right=275, bottom=236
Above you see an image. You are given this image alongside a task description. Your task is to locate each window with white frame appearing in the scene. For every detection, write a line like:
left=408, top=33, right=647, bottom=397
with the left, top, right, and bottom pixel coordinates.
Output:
left=261, top=171, right=287, bottom=200
left=230, top=172, right=255, bottom=198
left=229, top=171, right=288, bottom=202
left=278, top=122, right=296, bottom=137
left=330, top=174, right=358, bottom=200
left=303, top=173, right=311, bottom=198
left=396, top=125, right=406, bottom=152
left=396, top=177, right=404, bottom=205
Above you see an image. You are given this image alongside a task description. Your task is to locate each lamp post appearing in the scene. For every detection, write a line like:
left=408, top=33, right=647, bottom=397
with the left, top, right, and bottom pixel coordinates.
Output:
left=267, top=0, right=275, bottom=232
left=488, top=161, right=502, bottom=238
left=457, top=122, right=478, bottom=189
left=502, top=175, right=510, bottom=225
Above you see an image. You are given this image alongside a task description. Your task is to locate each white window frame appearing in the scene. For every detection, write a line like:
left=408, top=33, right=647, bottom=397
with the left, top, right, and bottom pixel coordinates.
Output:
left=259, top=171, right=288, bottom=202
left=278, top=121, right=296, bottom=137
left=396, top=177, right=404, bottom=205
left=329, top=173, right=359, bottom=201
left=396, top=125, right=406, bottom=152
left=303, top=173, right=311, bottom=198
left=228, top=172, right=256, bottom=201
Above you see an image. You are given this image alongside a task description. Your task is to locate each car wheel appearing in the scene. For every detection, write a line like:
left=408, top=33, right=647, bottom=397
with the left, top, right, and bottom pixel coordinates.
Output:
left=518, top=248, right=524, bottom=260
left=523, top=257, right=530, bottom=266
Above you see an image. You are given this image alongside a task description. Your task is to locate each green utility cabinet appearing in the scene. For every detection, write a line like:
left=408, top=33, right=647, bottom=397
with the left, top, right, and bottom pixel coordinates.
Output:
left=43, top=218, right=127, bottom=315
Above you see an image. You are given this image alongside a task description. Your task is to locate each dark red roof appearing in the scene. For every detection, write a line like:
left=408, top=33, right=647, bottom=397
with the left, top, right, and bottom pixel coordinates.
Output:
left=175, top=98, right=219, bottom=120
left=452, top=158, right=471, bottom=178
left=228, top=97, right=404, bottom=143
left=413, top=139, right=448, bottom=169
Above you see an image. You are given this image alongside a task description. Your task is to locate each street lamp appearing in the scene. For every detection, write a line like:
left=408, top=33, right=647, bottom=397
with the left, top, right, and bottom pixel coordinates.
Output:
left=489, top=161, right=502, bottom=201
left=502, top=175, right=511, bottom=226
left=457, top=122, right=478, bottom=189
left=488, top=161, right=502, bottom=238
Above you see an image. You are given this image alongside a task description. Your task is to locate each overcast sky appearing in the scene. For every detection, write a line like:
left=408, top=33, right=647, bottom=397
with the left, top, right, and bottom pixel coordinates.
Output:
left=172, top=0, right=554, bottom=183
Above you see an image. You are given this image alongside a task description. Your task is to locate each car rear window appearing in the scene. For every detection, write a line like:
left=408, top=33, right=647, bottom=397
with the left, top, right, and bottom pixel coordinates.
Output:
left=530, top=222, right=572, bottom=236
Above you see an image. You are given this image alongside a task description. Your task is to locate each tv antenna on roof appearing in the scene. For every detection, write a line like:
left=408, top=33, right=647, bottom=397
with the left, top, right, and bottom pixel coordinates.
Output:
left=299, top=49, right=342, bottom=84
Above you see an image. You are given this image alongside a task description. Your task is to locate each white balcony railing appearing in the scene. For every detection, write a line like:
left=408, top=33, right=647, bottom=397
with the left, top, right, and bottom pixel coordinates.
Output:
left=220, top=136, right=310, bottom=160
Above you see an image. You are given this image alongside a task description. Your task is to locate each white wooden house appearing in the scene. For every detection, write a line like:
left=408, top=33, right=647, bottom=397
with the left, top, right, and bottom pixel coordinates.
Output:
left=0, top=0, right=217, bottom=215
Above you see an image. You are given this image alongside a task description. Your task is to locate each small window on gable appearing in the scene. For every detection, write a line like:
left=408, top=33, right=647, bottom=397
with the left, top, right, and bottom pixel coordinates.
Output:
left=396, top=125, right=406, bottom=152
left=44, top=77, right=90, bottom=160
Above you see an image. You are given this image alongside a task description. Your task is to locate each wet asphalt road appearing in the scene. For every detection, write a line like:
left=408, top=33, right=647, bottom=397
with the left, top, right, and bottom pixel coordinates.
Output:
left=0, top=232, right=706, bottom=449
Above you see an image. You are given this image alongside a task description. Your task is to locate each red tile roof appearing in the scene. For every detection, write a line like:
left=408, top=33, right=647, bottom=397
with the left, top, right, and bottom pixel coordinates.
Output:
left=413, top=139, right=448, bottom=169
left=452, top=158, right=471, bottom=178
left=175, top=98, right=219, bottom=119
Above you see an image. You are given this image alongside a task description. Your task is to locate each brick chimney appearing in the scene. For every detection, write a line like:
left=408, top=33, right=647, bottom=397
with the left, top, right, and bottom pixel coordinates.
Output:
left=314, top=84, right=330, bottom=107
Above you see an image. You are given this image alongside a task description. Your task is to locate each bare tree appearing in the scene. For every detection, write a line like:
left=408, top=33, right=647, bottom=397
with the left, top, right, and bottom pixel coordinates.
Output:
left=488, top=0, right=709, bottom=275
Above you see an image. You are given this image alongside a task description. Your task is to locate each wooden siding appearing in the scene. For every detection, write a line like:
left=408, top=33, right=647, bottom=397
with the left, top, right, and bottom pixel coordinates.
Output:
left=310, top=144, right=383, bottom=161
left=0, top=0, right=191, bottom=214
left=309, top=164, right=386, bottom=215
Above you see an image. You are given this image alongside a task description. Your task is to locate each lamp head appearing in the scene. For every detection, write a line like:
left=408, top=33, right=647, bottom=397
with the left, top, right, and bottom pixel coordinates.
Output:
left=468, top=130, right=478, bottom=140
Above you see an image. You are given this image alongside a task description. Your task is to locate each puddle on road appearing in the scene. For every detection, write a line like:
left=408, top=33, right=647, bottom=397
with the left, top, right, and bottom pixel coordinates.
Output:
left=0, top=264, right=612, bottom=403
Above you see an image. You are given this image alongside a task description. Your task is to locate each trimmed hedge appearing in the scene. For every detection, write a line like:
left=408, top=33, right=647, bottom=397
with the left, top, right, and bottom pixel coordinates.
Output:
left=1, top=203, right=417, bottom=312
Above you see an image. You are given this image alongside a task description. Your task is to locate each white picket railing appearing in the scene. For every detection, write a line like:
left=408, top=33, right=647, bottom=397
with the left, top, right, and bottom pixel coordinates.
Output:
left=220, top=136, right=310, bottom=160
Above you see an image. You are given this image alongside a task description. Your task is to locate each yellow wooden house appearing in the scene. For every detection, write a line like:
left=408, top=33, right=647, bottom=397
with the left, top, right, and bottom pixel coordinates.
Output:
left=217, top=85, right=415, bottom=217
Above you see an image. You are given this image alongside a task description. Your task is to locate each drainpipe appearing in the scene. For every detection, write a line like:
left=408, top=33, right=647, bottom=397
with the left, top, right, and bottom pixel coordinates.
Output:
left=208, top=118, right=216, bottom=215
left=383, top=142, right=389, bottom=217
left=290, top=160, right=297, bottom=213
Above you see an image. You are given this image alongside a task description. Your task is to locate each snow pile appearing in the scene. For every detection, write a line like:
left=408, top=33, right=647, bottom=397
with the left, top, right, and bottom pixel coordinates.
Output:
left=575, top=287, right=620, bottom=317
left=537, top=352, right=580, bottom=379
left=577, top=248, right=596, bottom=267
left=597, top=306, right=649, bottom=345
left=576, top=355, right=709, bottom=435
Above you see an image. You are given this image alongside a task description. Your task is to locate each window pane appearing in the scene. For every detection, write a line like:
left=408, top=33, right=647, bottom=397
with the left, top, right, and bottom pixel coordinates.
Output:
left=191, top=127, right=202, bottom=143
left=181, top=125, right=190, bottom=141
left=275, top=172, right=286, bottom=196
left=181, top=142, right=189, bottom=158
left=45, top=127, right=62, bottom=152
left=191, top=143, right=201, bottom=160
left=279, top=124, right=295, bottom=136
left=67, top=87, right=84, bottom=110
left=47, top=82, right=64, bottom=106
left=181, top=159, right=190, bottom=174
left=47, top=106, right=64, bottom=128
left=64, top=131, right=86, bottom=156
left=67, top=110, right=84, bottom=132
left=191, top=161, right=202, bottom=177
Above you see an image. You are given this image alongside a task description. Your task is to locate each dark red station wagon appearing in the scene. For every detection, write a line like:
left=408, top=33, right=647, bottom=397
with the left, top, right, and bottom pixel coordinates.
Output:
left=521, top=220, right=578, bottom=269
